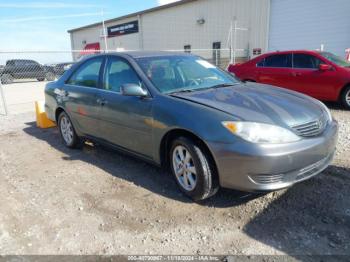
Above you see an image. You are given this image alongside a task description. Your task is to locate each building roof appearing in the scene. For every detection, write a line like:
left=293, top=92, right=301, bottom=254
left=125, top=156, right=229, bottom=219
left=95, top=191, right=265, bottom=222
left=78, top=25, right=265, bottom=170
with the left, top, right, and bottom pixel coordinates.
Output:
left=68, top=0, right=198, bottom=33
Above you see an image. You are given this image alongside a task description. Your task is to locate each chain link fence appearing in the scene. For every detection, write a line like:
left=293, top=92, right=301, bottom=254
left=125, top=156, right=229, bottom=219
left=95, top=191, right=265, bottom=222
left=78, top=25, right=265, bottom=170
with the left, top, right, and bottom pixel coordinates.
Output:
left=0, top=48, right=248, bottom=115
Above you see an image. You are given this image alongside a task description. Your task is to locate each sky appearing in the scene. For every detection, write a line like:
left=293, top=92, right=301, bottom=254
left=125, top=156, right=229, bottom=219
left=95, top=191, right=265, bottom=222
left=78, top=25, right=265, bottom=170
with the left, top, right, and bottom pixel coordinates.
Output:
left=0, top=0, right=179, bottom=63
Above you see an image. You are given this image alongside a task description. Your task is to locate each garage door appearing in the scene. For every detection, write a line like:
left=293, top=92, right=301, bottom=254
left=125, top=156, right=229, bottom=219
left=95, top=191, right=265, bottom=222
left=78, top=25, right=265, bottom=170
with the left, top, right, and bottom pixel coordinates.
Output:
left=268, top=0, right=350, bottom=57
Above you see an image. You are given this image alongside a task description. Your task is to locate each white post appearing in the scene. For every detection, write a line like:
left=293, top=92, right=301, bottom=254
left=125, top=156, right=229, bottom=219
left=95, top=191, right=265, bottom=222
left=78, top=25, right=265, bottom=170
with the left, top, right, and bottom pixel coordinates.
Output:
left=0, top=81, right=8, bottom=116
left=101, top=9, right=108, bottom=53
left=320, top=44, right=324, bottom=51
left=215, top=49, right=218, bottom=66
left=230, top=21, right=234, bottom=64
left=233, top=20, right=237, bottom=65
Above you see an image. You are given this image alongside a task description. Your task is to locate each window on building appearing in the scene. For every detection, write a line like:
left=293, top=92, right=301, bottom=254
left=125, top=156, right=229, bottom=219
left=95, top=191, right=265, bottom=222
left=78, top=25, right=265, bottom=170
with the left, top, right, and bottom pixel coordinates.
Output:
left=67, top=57, right=103, bottom=88
left=104, top=57, right=141, bottom=93
left=184, top=45, right=191, bottom=53
left=293, top=54, right=322, bottom=69
left=263, top=54, right=292, bottom=68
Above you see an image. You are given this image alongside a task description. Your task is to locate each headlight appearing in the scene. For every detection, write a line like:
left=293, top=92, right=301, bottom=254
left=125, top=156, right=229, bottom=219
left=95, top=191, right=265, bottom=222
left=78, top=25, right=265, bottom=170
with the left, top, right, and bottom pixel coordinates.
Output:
left=222, top=121, right=301, bottom=144
left=319, top=101, right=332, bottom=122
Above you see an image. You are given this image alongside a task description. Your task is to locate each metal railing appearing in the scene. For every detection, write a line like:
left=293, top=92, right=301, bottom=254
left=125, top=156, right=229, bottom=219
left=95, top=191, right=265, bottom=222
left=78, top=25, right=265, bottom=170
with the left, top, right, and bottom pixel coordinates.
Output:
left=0, top=81, right=8, bottom=115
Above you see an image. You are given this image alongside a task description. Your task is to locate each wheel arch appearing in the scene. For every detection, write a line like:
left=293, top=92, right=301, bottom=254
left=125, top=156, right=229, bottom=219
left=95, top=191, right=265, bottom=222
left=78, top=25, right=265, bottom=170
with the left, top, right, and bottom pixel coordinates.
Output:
left=159, top=128, right=219, bottom=178
left=339, top=83, right=350, bottom=100
left=55, top=107, right=65, bottom=122
left=242, top=79, right=256, bottom=83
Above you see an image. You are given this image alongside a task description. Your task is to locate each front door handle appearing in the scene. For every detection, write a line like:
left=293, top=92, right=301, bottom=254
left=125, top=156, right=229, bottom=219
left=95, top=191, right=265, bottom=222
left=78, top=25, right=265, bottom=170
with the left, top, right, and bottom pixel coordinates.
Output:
left=290, top=72, right=302, bottom=77
left=97, top=98, right=108, bottom=106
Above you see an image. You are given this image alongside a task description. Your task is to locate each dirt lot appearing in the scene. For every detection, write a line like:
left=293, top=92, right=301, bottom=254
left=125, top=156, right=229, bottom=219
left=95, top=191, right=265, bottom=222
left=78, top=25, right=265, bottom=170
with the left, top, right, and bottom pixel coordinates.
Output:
left=0, top=101, right=349, bottom=257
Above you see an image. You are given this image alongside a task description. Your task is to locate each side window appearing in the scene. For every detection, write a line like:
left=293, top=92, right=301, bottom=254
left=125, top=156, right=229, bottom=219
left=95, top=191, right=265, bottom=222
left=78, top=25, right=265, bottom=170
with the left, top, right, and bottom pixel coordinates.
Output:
left=26, top=60, right=39, bottom=66
left=264, top=54, right=292, bottom=68
left=256, top=58, right=265, bottom=67
left=15, top=60, right=26, bottom=66
left=67, top=58, right=103, bottom=88
left=104, top=57, right=141, bottom=93
left=293, top=54, right=322, bottom=69
left=6, top=61, right=15, bottom=66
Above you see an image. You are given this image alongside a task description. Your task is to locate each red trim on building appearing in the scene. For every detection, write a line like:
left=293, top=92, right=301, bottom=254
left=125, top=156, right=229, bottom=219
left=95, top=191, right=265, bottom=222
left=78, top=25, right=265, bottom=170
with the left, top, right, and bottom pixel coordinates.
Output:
left=80, top=43, right=101, bottom=55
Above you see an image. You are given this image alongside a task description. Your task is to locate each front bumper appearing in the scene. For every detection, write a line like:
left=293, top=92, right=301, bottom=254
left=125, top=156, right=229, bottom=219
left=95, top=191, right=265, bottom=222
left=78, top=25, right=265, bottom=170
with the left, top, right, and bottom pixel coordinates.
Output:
left=208, top=121, right=338, bottom=192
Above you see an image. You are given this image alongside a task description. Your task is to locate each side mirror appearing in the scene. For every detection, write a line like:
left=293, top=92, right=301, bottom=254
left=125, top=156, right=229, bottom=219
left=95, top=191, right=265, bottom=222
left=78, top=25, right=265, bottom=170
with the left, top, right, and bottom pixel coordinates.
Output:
left=319, top=64, right=332, bottom=71
left=121, top=84, right=148, bottom=97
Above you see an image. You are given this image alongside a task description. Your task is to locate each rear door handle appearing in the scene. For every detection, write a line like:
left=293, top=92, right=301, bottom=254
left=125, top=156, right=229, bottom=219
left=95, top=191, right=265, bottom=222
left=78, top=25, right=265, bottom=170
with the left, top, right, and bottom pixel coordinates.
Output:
left=291, top=72, right=302, bottom=77
left=97, top=98, right=108, bottom=106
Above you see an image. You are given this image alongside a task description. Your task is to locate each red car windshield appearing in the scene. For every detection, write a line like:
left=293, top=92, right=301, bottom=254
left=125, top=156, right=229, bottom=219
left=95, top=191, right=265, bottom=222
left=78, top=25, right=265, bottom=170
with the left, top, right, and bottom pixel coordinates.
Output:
left=319, top=52, right=350, bottom=68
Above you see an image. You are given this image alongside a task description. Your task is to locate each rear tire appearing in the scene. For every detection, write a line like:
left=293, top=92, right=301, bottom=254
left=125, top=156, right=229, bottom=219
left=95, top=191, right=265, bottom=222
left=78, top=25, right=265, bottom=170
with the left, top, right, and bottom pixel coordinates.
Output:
left=58, top=111, right=82, bottom=149
left=340, top=86, right=350, bottom=110
left=37, top=78, right=45, bottom=81
left=1, top=74, right=14, bottom=84
left=169, top=137, right=219, bottom=201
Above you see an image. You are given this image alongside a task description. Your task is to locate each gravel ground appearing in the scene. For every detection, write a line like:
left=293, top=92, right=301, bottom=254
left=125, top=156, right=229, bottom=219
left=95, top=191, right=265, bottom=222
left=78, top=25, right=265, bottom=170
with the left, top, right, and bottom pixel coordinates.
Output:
left=0, top=104, right=349, bottom=257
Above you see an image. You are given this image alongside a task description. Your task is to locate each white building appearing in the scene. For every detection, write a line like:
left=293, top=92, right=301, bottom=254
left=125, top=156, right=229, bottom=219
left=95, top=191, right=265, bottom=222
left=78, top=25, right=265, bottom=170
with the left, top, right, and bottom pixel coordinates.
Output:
left=68, top=0, right=350, bottom=64
left=268, top=0, right=350, bottom=57
left=68, top=0, right=270, bottom=66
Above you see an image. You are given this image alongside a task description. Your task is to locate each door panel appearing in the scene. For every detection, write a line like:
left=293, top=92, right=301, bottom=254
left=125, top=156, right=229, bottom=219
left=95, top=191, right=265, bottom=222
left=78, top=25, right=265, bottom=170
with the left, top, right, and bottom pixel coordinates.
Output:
left=99, top=91, right=153, bottom=157
left=256, top=54, right=294, bottom=89
left=63, top=85, right=102, bottom=137
left=291, top=53, right=340, bottom=100
left=63, top=57, right=104, bottom=137
left=15, top=61, right=26, bottom=79
left=98, top=56, right=154, bottom=158
left=257, top=67, right=294, bottom=88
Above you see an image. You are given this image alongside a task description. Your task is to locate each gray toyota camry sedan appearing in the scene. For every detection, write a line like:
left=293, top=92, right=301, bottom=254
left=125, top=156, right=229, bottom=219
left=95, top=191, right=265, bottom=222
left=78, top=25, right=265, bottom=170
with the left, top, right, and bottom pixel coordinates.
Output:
left=45, top=52, right=338, bottom=201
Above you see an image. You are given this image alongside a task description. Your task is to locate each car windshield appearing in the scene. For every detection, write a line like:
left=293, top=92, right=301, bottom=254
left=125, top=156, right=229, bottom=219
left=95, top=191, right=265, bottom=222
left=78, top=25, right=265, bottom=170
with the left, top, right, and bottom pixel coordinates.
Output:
left=136, top=55, right=239, bottom=94
left=319, top=52, right=350, bottom=67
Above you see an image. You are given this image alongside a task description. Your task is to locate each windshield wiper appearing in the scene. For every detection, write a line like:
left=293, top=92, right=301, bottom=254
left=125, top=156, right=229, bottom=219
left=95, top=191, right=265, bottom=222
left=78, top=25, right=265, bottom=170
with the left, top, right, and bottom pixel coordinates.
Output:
left=168, top=88, right=196, bottom=94
left=209, top=83, right=235, bottom=89
left=168, top=83, right=235, bottom=95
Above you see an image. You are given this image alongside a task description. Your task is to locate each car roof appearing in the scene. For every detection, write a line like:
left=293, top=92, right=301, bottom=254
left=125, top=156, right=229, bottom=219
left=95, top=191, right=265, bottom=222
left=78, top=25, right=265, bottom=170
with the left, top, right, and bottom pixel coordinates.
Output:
left=261, top=50, right=320, bottom=57
left=94, top=51, right=195, bottom=59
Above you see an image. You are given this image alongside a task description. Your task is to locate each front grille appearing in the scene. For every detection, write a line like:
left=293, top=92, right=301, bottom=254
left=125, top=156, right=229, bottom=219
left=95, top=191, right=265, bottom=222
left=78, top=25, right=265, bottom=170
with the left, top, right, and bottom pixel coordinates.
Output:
left=292, top=115, right=327, bottom=137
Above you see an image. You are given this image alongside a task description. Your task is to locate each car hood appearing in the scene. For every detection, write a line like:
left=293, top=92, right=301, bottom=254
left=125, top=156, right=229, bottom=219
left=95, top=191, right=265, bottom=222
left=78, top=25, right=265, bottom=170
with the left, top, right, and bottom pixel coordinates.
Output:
left=171, top=83, right=325, bottom=128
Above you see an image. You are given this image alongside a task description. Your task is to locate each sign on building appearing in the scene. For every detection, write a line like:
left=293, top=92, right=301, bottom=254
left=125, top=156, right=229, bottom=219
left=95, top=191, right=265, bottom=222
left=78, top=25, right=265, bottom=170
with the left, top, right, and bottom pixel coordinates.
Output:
left=107, top=21, right=139, bottom=37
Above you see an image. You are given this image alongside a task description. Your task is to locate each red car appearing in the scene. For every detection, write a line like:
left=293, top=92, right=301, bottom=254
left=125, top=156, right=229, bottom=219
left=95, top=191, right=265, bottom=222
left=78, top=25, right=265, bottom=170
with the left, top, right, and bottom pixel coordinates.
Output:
left=228, top=50, right=350, bottom=109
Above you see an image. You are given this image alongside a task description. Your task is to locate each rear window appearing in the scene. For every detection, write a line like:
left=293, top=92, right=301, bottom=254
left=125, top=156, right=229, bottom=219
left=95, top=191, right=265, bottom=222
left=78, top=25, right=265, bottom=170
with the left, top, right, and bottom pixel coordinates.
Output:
left=259, top=54, right=292, bottom=68
left=67, top=57, right=103, bottom=88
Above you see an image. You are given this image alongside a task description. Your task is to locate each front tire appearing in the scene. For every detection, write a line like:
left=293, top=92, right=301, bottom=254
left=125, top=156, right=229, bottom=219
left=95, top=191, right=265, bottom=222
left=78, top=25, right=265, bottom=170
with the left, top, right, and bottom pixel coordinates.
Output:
left=340, top=86, right=350, bottom=110
left=170, top=137, right=219, bottom=201
left=45, top=72, right=56, bottom=81
left=58, top=111, right=81, bottom=148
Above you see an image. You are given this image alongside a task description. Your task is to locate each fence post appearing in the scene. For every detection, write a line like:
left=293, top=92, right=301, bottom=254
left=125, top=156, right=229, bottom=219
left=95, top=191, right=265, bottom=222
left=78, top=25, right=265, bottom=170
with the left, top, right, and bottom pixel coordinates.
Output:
left=215, top=49, right=218, bottom=66
left=0, top=81, right=8, bottom=116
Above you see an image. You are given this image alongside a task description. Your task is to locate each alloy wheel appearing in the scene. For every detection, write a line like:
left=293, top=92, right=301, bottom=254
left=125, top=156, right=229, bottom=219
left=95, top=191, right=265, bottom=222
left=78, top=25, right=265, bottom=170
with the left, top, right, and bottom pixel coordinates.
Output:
left=60, top=115, right=74, bottom=145
left=346, top=89, right=350, bottom=107
left=172, top=145, right=197, bottom=191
